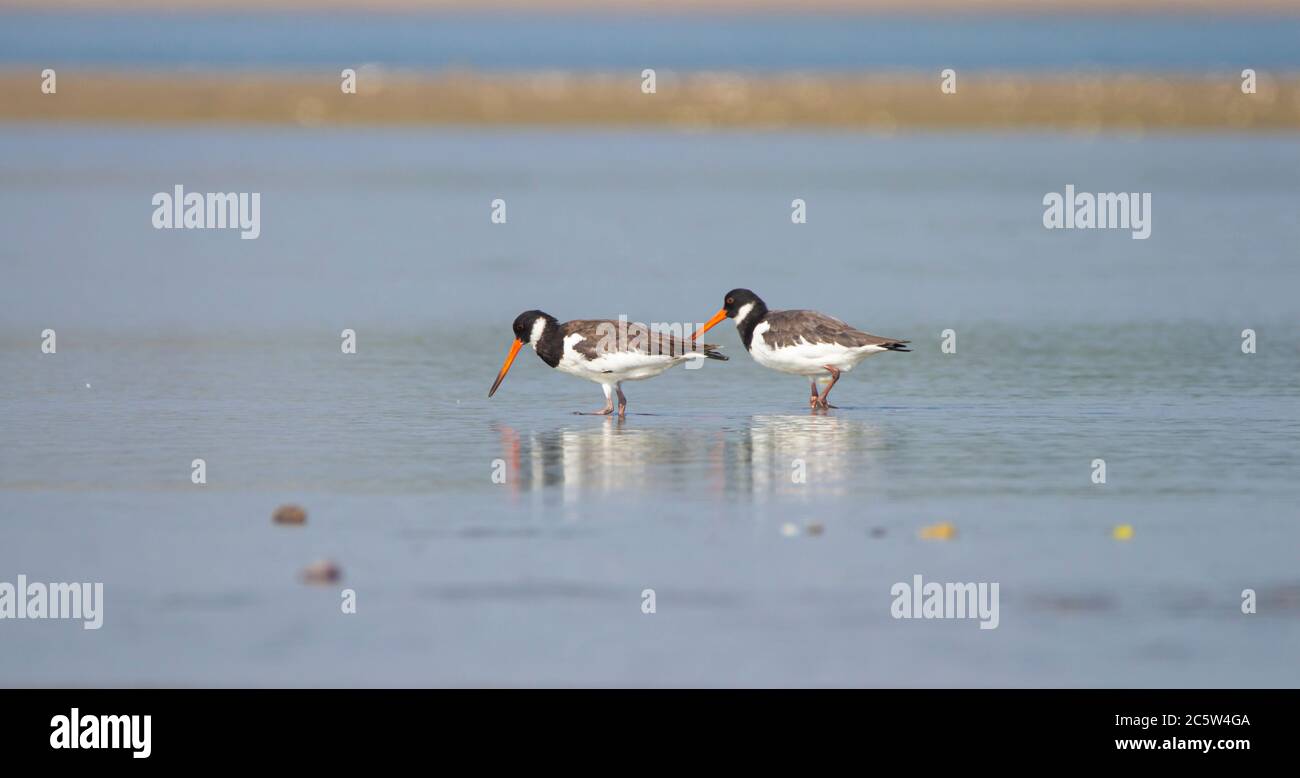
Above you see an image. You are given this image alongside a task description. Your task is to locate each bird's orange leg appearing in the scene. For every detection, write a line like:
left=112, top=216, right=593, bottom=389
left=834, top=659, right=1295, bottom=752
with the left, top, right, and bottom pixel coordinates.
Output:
left=576, top=384, right=615, bottom=415
left=816, top=366, right=841, bottom=410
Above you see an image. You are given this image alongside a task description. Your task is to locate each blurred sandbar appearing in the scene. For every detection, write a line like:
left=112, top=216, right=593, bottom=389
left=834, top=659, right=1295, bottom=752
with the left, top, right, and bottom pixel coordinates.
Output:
left=3, top=70, right=1298, bottom=131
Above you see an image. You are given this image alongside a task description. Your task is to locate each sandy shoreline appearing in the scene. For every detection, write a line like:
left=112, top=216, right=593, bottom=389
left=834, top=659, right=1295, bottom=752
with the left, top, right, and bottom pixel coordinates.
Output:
left=4, top=70, right=1299, bottom=131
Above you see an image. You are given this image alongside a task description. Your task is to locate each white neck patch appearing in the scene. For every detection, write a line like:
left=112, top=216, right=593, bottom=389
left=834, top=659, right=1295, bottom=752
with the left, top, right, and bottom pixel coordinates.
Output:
left=734, top=302, right=755, bottom=324
left=529, top=317, right=548, bottom=347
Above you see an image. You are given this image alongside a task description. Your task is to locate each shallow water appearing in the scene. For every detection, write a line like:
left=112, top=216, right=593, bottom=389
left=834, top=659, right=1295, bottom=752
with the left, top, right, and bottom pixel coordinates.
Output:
left=1, top=127, right=1298, bottom=686
left=4, top=11, right=1300, bottom=71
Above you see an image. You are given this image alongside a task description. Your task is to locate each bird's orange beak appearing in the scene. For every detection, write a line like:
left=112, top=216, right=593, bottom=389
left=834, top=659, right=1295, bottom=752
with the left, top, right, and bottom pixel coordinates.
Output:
left=693, top=308, right=729, bottom=341
left=488, top=339, right=523, bottom=397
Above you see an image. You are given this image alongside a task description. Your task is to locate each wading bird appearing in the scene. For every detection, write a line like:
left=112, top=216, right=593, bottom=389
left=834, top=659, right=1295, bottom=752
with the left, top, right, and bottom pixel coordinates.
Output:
left=695, top=289, right=909, bottom=410
left=489, top=310, right=727, bottom=416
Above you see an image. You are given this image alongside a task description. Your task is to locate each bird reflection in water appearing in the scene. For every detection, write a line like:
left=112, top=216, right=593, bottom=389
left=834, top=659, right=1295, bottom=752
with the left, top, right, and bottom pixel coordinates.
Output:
left=729, top=414, right=887, bottom=498
left=493, top=414, right=887, bottom=501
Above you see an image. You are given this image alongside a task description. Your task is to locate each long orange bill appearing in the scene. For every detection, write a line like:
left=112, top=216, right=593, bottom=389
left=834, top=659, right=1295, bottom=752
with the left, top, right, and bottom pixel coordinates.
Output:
left=488, top=339, right=523, bottom=397
left=693, top=308, right=729, bottom=341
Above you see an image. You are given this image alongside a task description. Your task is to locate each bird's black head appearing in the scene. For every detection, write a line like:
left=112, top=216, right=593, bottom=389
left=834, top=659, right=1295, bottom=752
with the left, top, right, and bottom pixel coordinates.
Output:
left=511, top=310, right=556, bottom=344
left=490, top=310, right=559, bottom=398
left=722, top=289, right=766, bottom=320
left=696, top=288, right=767, bottom=345
left=696, top=290, right=764, bottom=343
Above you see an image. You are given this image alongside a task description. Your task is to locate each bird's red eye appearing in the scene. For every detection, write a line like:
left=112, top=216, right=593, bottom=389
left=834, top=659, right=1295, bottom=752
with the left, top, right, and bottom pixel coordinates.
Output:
left=726, top=298, right=733, bottom=304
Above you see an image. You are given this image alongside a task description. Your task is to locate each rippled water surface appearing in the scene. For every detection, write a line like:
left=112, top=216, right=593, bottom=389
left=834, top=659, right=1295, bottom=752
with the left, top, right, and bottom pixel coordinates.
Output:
left=1, top=128, right=1298, bottom=686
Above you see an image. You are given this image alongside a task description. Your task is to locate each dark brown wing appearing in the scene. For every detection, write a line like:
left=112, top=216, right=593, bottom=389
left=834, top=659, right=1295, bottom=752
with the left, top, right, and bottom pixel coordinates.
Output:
left=563, top=320, right=726, bottom=360
left=761, top=310, right=909, bottom=350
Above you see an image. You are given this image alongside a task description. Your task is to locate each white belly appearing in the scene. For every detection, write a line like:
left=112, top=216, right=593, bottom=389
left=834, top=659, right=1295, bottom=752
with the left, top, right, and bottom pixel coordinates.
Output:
left=552, top=334, right=690, bottom=384
left=749, top=323, right=885, bottom=378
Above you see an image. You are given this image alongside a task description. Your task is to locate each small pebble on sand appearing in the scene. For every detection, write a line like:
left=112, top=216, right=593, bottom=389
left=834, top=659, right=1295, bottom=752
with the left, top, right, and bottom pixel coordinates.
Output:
left=806, top=522, right=825, bottom=536
left=300, top=559, right=341, bottom=584
left=780, top=522, right=799, bottom=537
left=273, top=504, right=307, bottom=525
left=869, top=527, right=887, bottom=539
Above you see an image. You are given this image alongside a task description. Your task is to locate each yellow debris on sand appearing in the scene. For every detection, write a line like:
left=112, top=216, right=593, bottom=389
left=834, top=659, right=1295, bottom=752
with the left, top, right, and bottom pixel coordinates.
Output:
left=919, top=521, right=957, bottom=541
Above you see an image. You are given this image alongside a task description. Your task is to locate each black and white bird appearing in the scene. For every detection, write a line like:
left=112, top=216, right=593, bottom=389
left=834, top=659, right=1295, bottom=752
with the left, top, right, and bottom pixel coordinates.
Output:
left=695, top=289, right=909, bottom=410
left=489, top=310, right=727, bottom=416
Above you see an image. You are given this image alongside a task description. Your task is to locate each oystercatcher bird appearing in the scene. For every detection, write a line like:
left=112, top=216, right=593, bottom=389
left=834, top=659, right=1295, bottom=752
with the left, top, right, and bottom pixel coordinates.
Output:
left=489, top=310, right=727, bottom=416
left=694, top=289, right=909, bottom=410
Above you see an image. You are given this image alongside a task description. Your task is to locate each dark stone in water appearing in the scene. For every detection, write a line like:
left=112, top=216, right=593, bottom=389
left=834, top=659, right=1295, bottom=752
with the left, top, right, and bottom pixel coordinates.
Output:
left=301, top=559, right=341, bottom=585
left=273, top=504, right=307, bottom=525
